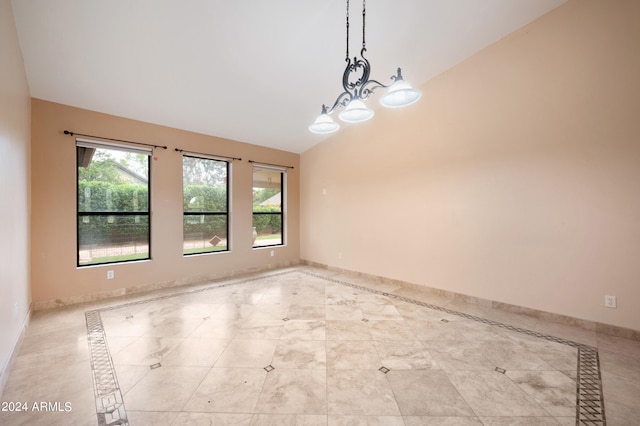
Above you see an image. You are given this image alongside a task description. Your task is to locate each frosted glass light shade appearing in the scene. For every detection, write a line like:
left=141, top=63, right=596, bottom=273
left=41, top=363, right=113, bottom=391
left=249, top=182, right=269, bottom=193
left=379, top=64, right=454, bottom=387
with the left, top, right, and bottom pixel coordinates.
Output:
left=309, top=113, right=340, bottom=134
left=380, top=79, right=422, bottom=108
left=338, top=99, right=374, bottom=123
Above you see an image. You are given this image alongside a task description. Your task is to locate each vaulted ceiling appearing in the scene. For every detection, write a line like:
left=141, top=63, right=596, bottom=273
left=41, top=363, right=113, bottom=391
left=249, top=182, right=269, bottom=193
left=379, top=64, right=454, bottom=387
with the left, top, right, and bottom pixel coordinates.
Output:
left=12, top=0, right=565, bottom=153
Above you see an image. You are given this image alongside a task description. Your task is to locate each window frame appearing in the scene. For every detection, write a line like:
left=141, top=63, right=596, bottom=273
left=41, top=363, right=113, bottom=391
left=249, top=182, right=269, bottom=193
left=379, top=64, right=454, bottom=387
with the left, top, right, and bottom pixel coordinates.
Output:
left=252, top=165, right=286, bottom=248
left=182, top=154, right=231, bottom=256
left=76, top=139, right=152, bottom=267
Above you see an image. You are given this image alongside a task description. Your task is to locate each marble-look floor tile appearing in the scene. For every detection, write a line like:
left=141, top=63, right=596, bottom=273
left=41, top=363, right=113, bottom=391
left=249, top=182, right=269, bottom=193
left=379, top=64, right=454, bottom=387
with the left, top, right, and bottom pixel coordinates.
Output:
left=367, top=320, right=417, bottom=341
left=374, top=340, right=440, bottom=370
left=287, top=305, right=326, bottom=321
left=183, top=367, right=267, bottom=413
left=112, top=364, right=150, bottom=394
left=272, top=339, right=326, bottom=369
left=234, top=324, right=284, bottom=340
left=214, top=338, right=279, bottom=368
left=386, top=370, right=474, bottom=416
left=126, top=410, right=179, bottom=425
left=446, top=371, right=548, bottom=417
left=110, top=336, right=183, bottom=366
left=451, top=320, right=515, bottom=342
left=358, top=303, right=403, bottom=320
left=326, top=341, right=381, bottom=369
left=245, top=304, right=290, bottom=321
left=161, top=337, right=229, bottom=367
left=476, top=341, right=554, bottom=371
left=328, top=415, right=405, bottom=425
left=2, top=360, right=94, bottom=402
left=423, top=340, right=495, bottom=371
left=516, top=338, right=578, bottom=371
left=0, top=410, right=97, bottom=426
left=506, top=370, right=576, bottom=417
left=101, top=313, right=153, bottom=337
left=280, top=320, right=326, bottom=340
left=123, top=366, right=210, bottom=411
left=325, top=320, right=373, bottom=341
left=479, top=417, right=562, bottom=425
left=172, top=412, right=252, bottom=425
left=356, top=293, right=396, bottom=306
left=327, top=370, right=400, bottom=416
left=289, top=290, right=327, bottom=306
left=598, top=349, right=640, bottom=383
left=600, top=369, right=640, bottom=409
left=554, top=417, right=577, bottom=426
left=325, top=286, right=359, bottom=306
left=394, top=301, right=459, bottom=322
left=206, top=303, right=255, bottom=321
left=143, top=316, right=205, bottom=338
left=188, top=317, right=244, bottom=339
left=597, top=333, right=640, bottom=359
left=326, top=304, right=365, bottom=320
left=250, top=414, right=327, bottom=426
left=405, top=318, right=462, bottom=341
left=254, top=369, right=327, bottom=414
left=602, top=400, right=640, bottom=426
left=403, top=417, right=483, bottom=426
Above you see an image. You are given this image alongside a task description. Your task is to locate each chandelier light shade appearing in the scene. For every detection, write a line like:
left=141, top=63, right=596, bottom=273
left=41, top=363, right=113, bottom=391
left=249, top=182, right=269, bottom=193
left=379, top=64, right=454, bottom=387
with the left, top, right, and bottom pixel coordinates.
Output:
left=338, top=99, right=374, bottom=123
left=309, top=0, right=422, bottom=134
left=309, top=106, right=341, bottom=134
left=380, top=70, right=423, bottom=108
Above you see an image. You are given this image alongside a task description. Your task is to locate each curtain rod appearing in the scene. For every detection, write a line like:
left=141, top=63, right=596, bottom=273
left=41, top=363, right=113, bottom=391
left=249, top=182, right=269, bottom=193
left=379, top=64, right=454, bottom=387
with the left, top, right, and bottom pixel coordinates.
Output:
left=175, top=148, right=241, bottom=162
left=64, top=130, right=168, bottom=150
left=248, top=160, right=295, bottom=170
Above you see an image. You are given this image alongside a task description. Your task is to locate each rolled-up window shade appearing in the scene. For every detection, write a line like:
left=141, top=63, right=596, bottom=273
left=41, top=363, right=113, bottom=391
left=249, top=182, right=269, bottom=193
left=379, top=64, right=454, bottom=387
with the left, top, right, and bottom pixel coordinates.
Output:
left=251, top=163, right=288, bottom=172
left=75, top=138, right=152, bottom=156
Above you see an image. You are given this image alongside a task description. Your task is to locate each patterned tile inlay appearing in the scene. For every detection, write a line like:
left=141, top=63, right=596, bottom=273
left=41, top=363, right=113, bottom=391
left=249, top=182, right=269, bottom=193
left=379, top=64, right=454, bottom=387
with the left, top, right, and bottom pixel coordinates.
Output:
left=85, top=310, right=128, bottom=426
left=85, top=269, right=606, bottom=425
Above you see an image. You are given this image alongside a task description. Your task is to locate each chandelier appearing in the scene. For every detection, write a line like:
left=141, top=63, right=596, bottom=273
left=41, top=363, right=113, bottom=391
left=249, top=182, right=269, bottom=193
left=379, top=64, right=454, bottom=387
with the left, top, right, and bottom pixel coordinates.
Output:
left=309, top=0, right=422, bottom=134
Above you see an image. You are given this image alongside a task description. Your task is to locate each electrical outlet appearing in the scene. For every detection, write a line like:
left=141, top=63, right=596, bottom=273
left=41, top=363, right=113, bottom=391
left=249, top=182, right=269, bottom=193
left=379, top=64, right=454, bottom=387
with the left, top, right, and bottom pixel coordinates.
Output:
left=604, top=295, right=617, bottom=308
left=270, top=250, right=274, bottom=257
left=107, top=270, right=114, bottom=280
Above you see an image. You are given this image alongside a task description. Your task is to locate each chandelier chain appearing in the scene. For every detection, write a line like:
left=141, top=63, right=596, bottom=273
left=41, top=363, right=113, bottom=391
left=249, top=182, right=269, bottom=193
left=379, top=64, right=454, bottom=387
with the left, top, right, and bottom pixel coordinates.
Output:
left=346, top=0, right=367, bottom=60
left=346, top=0, right=350, bottom=61
left=362, top=0, right=366, bottom=50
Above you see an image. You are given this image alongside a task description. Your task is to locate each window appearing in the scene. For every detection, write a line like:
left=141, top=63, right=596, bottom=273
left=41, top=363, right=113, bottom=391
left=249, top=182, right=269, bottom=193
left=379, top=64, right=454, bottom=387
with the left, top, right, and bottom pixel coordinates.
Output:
left=77, top=140, right=151, bottom=266
left=252, top=165, right=284, bottom=247
left=183, top=155, right=229, bottom=255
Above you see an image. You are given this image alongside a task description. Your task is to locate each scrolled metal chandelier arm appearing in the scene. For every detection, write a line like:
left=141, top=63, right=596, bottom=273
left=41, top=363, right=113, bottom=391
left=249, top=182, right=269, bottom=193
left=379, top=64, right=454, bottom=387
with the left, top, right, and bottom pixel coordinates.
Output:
left=326, top=48, right=389, bottom=114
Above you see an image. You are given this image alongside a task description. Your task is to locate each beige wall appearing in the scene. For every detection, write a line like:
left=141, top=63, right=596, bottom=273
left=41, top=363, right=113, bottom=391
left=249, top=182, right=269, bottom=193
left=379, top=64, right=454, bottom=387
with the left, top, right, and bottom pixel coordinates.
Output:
left=301, top=0, right=640, bottom=331
left=0, top=0, right=31, bottom=392
left=31, top=99, right=299, bottom=304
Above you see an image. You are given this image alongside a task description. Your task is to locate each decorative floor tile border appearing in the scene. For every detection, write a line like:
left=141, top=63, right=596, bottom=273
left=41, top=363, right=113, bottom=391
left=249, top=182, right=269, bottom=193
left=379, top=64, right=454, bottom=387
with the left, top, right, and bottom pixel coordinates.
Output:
left=84, top=268, right=606, bottom=425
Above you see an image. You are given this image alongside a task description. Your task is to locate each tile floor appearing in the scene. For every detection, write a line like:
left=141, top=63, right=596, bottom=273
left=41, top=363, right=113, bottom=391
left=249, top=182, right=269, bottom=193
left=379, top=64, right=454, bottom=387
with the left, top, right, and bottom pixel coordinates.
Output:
left=1, top=266, right=639, bottom=425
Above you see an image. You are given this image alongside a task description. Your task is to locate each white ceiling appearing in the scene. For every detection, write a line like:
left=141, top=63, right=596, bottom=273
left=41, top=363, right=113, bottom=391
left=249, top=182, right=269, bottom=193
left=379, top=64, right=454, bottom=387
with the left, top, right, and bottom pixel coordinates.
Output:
left=12, top=0, right=565, bottom=154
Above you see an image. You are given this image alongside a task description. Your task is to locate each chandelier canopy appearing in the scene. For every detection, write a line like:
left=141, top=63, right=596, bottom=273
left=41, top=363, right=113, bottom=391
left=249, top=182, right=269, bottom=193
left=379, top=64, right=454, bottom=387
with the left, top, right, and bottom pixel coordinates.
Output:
left=309, top=0, right=422, bottom=134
